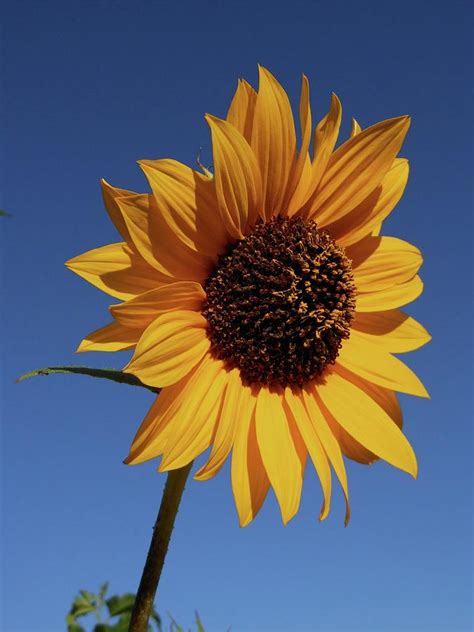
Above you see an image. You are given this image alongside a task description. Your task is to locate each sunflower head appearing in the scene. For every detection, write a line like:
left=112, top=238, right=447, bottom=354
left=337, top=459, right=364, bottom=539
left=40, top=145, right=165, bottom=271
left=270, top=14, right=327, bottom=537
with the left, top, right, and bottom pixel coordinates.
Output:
left=66, top=66, right=430, bottom=527
left=203, top=215, right=356, bottom=387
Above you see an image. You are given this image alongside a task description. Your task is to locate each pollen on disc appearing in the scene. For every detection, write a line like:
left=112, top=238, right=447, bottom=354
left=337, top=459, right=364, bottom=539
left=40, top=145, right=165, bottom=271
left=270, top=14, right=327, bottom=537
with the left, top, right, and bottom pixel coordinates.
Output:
left=202, top=216, right=356, bottom=388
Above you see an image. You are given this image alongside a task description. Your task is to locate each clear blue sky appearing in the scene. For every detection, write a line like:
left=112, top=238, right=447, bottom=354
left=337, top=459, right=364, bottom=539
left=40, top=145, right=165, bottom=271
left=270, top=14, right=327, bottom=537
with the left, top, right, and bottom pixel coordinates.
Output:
left=2, top=1, right=472, bottom=630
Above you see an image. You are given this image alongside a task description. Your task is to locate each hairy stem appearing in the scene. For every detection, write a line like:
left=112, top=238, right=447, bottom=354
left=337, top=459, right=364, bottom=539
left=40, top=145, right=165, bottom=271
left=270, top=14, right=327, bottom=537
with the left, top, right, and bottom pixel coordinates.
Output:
left=129, top=463, right=193, bottom=632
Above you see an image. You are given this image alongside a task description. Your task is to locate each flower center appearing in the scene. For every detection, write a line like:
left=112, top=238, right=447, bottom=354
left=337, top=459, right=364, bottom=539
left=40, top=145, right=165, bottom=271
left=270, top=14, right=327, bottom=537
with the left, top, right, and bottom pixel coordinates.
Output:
left=202, top=216, right=356, bottom=387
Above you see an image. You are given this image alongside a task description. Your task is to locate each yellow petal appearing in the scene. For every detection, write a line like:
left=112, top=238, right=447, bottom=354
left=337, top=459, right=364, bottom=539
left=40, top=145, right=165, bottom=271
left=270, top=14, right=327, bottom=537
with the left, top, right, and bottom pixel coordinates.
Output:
left=101, top=179, right=137, bottom=242
left=286, top=74, right=314, bottom=216
left=77, top=321, right=139, bottom=353
left=255, top=388, right=303, bottom=525
left=316, top=370, right=417, bottom=477
left=352, top=236, right=423, bottom=292
left=159, top=360, right=228, bottom=470
left=250, top=66, right=297, bottom=218
left=206, top=114, right=263, bottom=236
left=326, top=159, right=409, bottom=246
left=352, top=310, right=432, bottom=352
left=356, top=275, right=424, bottom=311
left=324, top=367, right=402, bottom=465
left=285, top=388, right=332, bottom=521
left=116, top=193, right=212, bottom=281
left=301, top=93, right=343, bottom=212
left=337, top=330, right=429, bottom=397
left=328, top=420, right=378, bottom=466
left=125, top=379, right=190, bottom=465
left=350, top=118, right=361, bottom=138
left=308, top=116, right=410, bottom=225
left=226, top=79, right=257, bottom=142
left=110, top=281, right=205, bottom=329
left=124, top=357, right=208, bottom=465
left=336, top=366, right=403, bottom=429
left=345, top=234, right=381, bottom=269
left=139, top=158, right=229, bottom=257
left=302, top=388, right=351, bottom=526
left=194, top=368, right=243, bottom=481
left=372, top=223, right=382, bottom=236
left=124, top=310, right=209, bottom=388
left=231, top=388, right=270, bottom=527
left=65, top=243, right=165, bottom=300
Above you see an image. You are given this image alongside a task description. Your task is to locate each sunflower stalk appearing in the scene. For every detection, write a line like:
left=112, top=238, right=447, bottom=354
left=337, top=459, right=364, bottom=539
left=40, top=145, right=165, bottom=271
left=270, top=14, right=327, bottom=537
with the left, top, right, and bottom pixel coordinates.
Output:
left=129, top=462, right=193, bottom=632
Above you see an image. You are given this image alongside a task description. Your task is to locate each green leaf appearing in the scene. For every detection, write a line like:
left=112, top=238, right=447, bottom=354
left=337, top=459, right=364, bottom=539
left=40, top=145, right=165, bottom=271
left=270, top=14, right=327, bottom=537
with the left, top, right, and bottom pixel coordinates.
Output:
left=68, top=595, right=96, bottom=619
left=99, top=582, right=109, bottom=600
left=79, top=589, right=96, bottom=603
left=66, top=614, right=78, bottom=625
left=92, top=625, right=110, bottom=632
left=106, top=593, right=136, bottom=617
left=0, top=209, right=11, bottom=217
left=68, top=624, right=87, bottom=632
left=195, top=611, right=205, bottom=632
left=168, top=613, right=185, bottom=632
left=150, top=608, right=162, bottom=629
left=16, top=366, right=160, bottom=394
left=108, top=612, right=132, bottom=632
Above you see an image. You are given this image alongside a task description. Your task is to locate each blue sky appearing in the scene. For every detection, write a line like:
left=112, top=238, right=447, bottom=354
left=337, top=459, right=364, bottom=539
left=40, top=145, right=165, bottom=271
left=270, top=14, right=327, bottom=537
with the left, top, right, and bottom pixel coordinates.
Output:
left=1, top=0, right=472, bottom=630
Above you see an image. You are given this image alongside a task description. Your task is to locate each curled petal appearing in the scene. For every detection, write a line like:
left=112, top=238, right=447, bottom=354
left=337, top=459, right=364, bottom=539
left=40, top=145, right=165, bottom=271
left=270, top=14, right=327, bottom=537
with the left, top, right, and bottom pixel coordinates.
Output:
left=250, top=66, right=297, bottom=218
left=226, top=79, right=257, bottom=142
left=286, top=74, right=314, bottom=215
left=195, top=368, right=246, bottom=481
left=117, top=193, right=212, bottom=281
left=337, top=330, right=429, bottom=398
left=352, top=236, right=423, bottom=292
left=255, top=388, right=303, bottom=524
left=326, top=158, right=409, bottom=246
left=66, top=242, right=166, bottom=300
left=231, top=389, right=269, bottom=527
left=316, top=369, right=417, bottom=477
left=110, top=281, right=205, bottom=329
left=285, top=388, right=332, bottom=521
left=298, top=93, right=342, bottom=215
left=356, top=275, right=424, bottom=312
left=206, top=114, right=262, bottom=236
left=139, top=158, right=229, bottom=257
left=77, top=321, right=140, bottom=353
left=303, top=388, right=351, bottom=526
left=308, top=116, right=410, bottom=225
left=159, top=360, right=228, bottom=471
left=124, top=310, right=210, bottom=388
left=352, top=310, right=432, bottom=352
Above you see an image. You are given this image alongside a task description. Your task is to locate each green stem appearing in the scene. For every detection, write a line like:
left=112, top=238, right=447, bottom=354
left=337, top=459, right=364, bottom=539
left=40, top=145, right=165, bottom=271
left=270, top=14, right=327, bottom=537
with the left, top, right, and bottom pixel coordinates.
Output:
left=129, top=463, right=193, bottom=632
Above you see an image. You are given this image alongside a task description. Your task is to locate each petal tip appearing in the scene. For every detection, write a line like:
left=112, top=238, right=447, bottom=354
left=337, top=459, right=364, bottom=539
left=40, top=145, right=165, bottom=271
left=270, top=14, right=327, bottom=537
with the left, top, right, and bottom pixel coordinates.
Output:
left=239, top=514, right=253, bottom=528
left=75, top=339, right=89, bottom=353
left=204, top=112, right=219, bottom=125
left=122, top=361, right=134, bottom=374
left=193, top=468, right=211, bottom=482
left=417, top=382, right=430, bottom=399
left=64, top=258, right=75, bottom=270
left=318, top=509, right=329, bottom=523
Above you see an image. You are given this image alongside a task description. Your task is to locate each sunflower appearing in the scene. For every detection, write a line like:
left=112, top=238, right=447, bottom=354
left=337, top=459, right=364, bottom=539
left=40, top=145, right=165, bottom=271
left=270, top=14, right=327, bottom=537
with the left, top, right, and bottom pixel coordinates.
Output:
left=66, top=67, right=430, bottom=527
